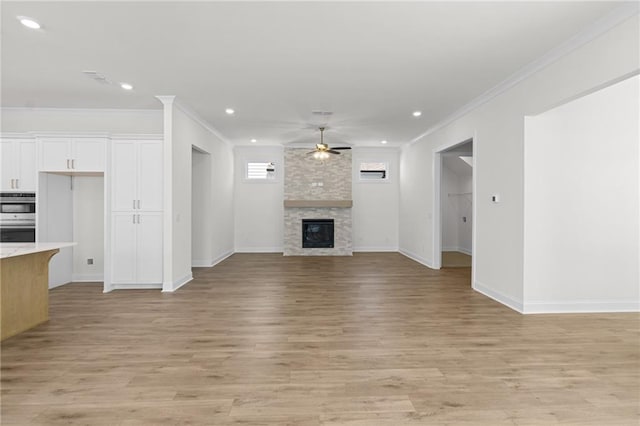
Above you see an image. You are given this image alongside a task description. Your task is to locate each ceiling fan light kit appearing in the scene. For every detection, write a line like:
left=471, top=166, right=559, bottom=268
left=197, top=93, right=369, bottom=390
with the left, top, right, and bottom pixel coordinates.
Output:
left=308, top=127, right=351, bottom=159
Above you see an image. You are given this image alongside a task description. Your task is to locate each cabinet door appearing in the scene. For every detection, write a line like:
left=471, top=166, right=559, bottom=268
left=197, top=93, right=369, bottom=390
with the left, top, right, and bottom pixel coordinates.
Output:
left=40, top=138, right=71, bottom=171
left=0, top=140, right=16, bottom=190
left=137, top=141, right=163, bottom=211
left=72, top=138, right=106, bottom=171
left=17, top=141, right=37, bottom=191
left=136, top=212, right=163, bottom=283
left=111, top=213, right=137, bottom=284
left=111, top=141, right=137, bottom=211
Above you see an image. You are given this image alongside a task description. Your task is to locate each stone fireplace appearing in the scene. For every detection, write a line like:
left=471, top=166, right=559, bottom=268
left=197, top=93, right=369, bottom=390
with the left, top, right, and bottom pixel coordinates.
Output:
left=283, top=149, right=352, bottom=256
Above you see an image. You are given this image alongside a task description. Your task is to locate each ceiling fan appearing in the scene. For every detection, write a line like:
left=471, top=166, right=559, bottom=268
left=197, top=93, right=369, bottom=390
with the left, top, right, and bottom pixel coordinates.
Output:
left=308, top=127, right=351, bottom=159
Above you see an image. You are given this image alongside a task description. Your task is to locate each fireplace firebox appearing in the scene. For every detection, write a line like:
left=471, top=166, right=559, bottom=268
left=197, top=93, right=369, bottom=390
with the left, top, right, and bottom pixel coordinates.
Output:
left=302, top=219, right=334, bottom=248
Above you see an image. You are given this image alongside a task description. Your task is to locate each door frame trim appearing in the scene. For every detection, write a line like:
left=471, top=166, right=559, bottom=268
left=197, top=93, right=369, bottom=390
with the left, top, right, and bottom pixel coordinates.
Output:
left=432, top=134, right=476, bottom=287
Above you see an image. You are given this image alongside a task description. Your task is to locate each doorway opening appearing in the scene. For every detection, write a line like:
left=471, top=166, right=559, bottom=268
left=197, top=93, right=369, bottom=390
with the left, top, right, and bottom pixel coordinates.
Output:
left=191, top=146, right=212, bottom=267
left=433, top=138, right=475, bottom=278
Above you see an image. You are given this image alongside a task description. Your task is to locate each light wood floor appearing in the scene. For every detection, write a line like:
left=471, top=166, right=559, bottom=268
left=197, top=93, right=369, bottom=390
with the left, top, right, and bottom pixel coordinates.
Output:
left=441, top=251, right=472, bottom=268
left=1, top=253, right=638, bottom=425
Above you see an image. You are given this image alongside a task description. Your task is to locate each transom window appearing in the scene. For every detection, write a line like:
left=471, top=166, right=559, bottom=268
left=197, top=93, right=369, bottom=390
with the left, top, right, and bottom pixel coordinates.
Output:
left=246, top=162, right=276, bottom=180
left=359, top=162, right=388, bottom=180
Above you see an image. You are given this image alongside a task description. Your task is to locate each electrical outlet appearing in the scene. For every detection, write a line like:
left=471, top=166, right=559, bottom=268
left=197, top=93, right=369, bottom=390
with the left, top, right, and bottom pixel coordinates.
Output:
left=87, top=258, right=94, bottom=265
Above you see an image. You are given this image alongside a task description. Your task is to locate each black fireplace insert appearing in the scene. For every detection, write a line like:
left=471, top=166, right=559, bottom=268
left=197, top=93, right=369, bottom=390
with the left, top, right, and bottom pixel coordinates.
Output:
left=302, top=219, right=334, bottom=248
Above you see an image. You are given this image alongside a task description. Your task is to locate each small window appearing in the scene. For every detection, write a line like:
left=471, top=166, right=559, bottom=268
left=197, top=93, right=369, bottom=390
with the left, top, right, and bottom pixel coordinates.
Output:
left=246, top=162, right=276, bottom=180
left=359, top=162, right=388, bottom=180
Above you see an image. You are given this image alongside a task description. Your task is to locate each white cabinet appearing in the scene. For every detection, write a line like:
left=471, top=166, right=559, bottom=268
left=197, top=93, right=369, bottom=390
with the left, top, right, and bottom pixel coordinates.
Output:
left=110, top=139, right=163, bottom=287
left=0, top=139, right=36, bottom=191
left=111, top=212, right=163, bottom=285
left=112, top=140, right=163, bottom=211
left=40, top=137, right=106, bottom=172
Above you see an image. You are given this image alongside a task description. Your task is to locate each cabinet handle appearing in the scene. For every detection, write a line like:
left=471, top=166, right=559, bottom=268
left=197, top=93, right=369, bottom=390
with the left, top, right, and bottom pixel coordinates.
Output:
left=137, top=214, right=141, bottom=224
left=10, top=179, right=14, bottom=189
left=132, top=214, right=136, bottom=224
left=133, top=200, right=136, bottom=209
left=66, top=159, right=70, bottom=169
left=71, top=159, right=75, bottom=169
left=137, top=200, right=141, bottom=209
left=15, top=179, right=19, bottom=189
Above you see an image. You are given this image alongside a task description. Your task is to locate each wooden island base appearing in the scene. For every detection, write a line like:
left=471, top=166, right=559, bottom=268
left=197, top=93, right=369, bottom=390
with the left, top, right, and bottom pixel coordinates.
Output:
left=1, top=249, right=59, bottom=341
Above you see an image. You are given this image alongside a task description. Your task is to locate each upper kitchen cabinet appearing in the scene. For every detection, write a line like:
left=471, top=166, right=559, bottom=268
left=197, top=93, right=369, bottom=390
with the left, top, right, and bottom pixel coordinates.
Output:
left=39, top=137, right=106, bottom=172
left=111, top=140, right=163, bottom=212
left=0, top=139, right=36, bottom=191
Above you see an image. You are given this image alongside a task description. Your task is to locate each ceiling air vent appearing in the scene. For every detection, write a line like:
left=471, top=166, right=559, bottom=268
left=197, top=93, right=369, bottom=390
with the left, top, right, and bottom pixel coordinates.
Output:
left=82, top=70, right=112, bottom=85
left=311, top=110, right=333, bottom=116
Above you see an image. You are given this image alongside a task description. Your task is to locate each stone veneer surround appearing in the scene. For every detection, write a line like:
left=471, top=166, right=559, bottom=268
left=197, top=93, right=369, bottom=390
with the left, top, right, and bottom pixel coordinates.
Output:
left=283, top=149, right=352, bottom=256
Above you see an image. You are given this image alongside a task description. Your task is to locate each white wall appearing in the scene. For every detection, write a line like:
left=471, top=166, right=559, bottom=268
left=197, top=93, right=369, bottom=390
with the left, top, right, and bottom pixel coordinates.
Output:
left=458, top=167, right=472, bottom=254
left=399, top=13, right=639, bottom=311
left=441, top=159, right=462, bottom=253
left=38, top=173, right=73, bottom=288
left=1, top=108, right=162, bottom=134
left=234, top=146, right=284, bottom=252
left=352, top=147, right=399, bottom=251
left=523, top=75, right=639, bottom=313
left=72, top=176, right=104, bottom=282
left=168, top=103, right=235, bottom=290
left=232, top=146, right=401, bottom=253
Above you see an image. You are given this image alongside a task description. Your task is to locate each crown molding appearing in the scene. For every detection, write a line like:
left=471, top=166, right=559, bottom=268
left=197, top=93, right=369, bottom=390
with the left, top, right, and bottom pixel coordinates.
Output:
left=1, top=131, right=162, bottom=140
left=0, top=132, right=38, bottom=139
left=0, top=106, right=161, bottom=114
left=408, top=2, right=640, bottom=145
left=109, top=133, right=164, bottom=140
left=154, top=95, right=175, bottom=106
left=172, top=99, right=232, bottom=147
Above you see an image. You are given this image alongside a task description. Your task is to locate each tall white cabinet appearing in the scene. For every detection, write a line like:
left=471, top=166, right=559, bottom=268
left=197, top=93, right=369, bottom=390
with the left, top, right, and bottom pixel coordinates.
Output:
left=0, top=139, right=37, bottom=191
left=110, top=140, right=163, bottom=288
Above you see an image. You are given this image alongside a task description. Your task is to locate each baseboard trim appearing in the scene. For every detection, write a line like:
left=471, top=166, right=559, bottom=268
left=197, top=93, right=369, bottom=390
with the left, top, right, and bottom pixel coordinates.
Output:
left=473, top=281, right=524, bottom=313
left=234, top=247, right=283, bottom=253
left=192, top=250, right=234, bottom=268
left=523, top=300, right=640, bottom=314
left=353, top=246, right=399, bottom=252
left=71, top=273, right=104, bottom=282
left=161, top=273, right=193, bottom=293
left=399, top=249, right=435, bottom=269
left=442, top=247, right=472, bottom=256
left=111, top=283, right=163, bottom=290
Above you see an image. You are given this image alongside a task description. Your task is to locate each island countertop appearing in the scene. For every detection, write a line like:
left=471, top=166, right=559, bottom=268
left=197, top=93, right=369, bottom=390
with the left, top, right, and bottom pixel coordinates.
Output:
left=0, top=242, right=77, bottom=259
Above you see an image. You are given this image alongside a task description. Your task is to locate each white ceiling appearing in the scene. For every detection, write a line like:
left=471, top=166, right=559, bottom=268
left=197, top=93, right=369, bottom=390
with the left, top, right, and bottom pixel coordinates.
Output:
left=1, top=1, right=622, bottom=147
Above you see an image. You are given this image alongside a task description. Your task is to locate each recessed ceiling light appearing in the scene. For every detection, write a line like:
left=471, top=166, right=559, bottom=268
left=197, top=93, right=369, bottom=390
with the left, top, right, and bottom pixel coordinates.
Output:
left=380, top=140, right=388, bottom=144
left=412, top=111, right=422, bottom=117
left=225, top=108, right=235, bottom=115
left=18, top=16, right=41, bottom=29
left=120, top=83, right=133, bottom=90
left=250, top=139, right=257, bottom=143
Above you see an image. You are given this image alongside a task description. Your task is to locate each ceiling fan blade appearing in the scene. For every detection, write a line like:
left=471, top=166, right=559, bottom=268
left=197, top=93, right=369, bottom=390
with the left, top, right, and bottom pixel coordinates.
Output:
left=332, top=147, right=352, bottom=150
left=327, top=150, right=341, bottom=155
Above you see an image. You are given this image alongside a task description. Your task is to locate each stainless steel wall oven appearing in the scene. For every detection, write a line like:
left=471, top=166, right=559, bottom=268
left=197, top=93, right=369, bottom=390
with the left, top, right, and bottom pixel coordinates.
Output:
left=0, top=192, right=36, bottom=242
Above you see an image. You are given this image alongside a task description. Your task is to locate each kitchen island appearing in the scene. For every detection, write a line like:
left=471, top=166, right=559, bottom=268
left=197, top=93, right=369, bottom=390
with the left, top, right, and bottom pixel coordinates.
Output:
left=0, top=242, right=75, bottom=340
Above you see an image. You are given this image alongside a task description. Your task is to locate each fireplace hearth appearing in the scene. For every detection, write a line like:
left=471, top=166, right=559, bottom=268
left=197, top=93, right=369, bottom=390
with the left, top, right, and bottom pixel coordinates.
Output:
left=302, top=219, right=334, bottom=248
